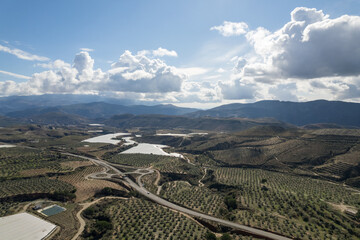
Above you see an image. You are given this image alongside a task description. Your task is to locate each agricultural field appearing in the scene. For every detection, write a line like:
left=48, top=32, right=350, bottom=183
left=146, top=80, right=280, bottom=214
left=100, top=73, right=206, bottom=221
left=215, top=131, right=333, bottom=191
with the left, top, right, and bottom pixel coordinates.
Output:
left=107, top=153, right=174, bottom=168
left=0, top=201, right=26, bottom=217
left=160, top=181, right=225, bottom=216
left=55, top=165, right=127, bottom=202
left=153, top=157, right=202, bottom=176
left=0, top=177, right=74, bottom=199
left=210, top=167, right=360, bottom=239
left=214, top=168, right=360, bottom=207
left=1, top=124, right=359, bottom=239
left=0, top=125, right=90, bottom=148
left=0, top=147, right=86, bottom=178
left=82, top=198, right=208, bottom=240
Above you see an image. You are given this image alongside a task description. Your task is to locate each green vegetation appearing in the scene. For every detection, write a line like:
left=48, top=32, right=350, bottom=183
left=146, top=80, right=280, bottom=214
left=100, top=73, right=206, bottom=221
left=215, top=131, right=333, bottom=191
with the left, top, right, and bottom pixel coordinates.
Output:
left=1, top=125, right=359, bottom=239
left=83, top=198, right=208, bottom=240
left=212, top=167, right=360, bottom=239
left=157, top=165, right=360, bottom=239
left=161, top=181, right=225, bottom=216
left=0, top=147, right=83, bottom=178
left=179, top=126, right=360, bottom=187
left=141, top=172, right=158, bottom=193
left=82, top=201, right=113, bottom=239
left=215, top=168, right=360, bottom=207
left=0, top=125, right=90, bottom=148
left=220, top=233, right=232, bottom=240
left=0, top=177, right=74, bottom=199
left=154, top=157, right=201, bottom=176
left=205, top=231, right=217, bottom=240
left=0, top=201, right=23, bottom=217
left=94, top=187, right=130, bottom=198
left=107, top=153, right=173, bottom=167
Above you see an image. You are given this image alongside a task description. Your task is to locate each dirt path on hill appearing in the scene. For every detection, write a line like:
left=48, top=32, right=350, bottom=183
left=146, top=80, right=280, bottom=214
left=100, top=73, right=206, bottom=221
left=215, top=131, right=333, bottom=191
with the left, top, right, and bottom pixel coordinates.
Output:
left=71, top=196, right=127, bottom=240
left=198, top=168, right=207, bottom=187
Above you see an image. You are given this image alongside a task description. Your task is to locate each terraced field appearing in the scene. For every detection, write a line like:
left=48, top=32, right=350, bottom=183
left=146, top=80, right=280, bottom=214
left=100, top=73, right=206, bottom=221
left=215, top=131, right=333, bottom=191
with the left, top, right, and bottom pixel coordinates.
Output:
left=315, top=162, right=355, bottom=178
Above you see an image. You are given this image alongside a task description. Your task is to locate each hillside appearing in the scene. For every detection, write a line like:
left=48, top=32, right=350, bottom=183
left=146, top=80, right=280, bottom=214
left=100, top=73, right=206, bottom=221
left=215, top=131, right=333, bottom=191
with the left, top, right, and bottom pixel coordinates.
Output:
left=170, top=126, right=360, bottom=187
left=0, top=116, right=23, bottom=127
left=188, top=100, right=360, bottom=127
left=105, top=114, right=292, bottom=132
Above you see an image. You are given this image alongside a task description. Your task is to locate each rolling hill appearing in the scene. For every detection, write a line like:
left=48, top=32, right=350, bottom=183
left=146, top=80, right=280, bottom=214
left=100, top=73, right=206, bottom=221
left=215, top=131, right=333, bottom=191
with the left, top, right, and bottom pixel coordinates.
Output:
left=104, top=114, right=292, bottom=132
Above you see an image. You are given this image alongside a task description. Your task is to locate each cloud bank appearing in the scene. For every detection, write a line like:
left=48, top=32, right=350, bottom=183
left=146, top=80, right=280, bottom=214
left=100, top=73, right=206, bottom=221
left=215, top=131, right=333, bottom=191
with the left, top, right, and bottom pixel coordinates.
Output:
left=215, top=7, right=360, bottom=102
left=0, top=50, right=186, bottom=100
left=1, top=8, right=360, bottom=105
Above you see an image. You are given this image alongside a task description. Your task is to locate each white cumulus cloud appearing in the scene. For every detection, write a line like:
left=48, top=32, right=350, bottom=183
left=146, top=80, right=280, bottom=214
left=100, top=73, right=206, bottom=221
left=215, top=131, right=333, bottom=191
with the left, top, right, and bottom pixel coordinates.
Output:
left=211, top=21, right=249, bottom=37
left=106, top=50, right=184, bottom=93
left=244, top=7, right=360, bottom=78
left=152, top=47, right=178, bottom=57
left=79, top=48, right=94, bottom=52
left=213, top=7, right=360, bottom=102
left=0, top=50, right=186, bottom=97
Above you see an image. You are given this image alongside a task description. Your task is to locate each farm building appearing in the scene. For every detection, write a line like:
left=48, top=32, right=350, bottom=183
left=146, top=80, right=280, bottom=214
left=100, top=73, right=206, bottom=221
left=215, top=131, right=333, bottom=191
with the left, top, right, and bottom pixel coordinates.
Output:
left=0, top=212, right=57, bottom=240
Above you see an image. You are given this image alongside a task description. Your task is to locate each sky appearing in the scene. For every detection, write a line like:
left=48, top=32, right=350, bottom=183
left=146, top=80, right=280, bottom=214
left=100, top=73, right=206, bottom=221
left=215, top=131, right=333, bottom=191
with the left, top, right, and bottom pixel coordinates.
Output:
left=1, top=0, right=360, bottom=108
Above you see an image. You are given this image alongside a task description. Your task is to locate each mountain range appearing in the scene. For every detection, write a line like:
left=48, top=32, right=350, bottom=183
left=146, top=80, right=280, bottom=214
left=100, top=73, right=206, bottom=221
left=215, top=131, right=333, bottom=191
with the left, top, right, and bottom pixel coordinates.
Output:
left=1, top=95, right=360, bottom=128
left=188, top=100, right=360, bottom=127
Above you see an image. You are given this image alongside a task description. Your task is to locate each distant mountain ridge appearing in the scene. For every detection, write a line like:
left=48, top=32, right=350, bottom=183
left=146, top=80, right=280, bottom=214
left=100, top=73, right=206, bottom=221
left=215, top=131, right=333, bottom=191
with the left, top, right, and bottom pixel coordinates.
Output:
left=5, top=102, right=197, bottom=120
left=1, top=95, right=360, bottom=128
left=187, top=100, right=360, bottom=127
left=0, top=94, right=140, bottom=115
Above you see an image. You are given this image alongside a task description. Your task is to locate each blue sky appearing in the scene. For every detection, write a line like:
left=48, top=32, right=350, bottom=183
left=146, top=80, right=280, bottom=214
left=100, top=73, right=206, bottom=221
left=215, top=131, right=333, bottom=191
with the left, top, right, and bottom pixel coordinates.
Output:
left=1, top=0, right=360, bottom=107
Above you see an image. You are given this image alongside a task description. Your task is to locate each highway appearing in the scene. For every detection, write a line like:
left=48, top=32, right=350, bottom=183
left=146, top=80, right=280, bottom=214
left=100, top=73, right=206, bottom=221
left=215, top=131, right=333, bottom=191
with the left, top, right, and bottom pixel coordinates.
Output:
left=64, top=152, right=292, bottom=240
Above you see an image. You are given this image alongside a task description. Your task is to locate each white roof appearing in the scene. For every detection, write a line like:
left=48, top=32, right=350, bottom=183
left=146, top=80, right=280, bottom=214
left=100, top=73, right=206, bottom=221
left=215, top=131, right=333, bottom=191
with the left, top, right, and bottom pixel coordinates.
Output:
left=120, top=143, right=184, bottom=158
left=0, top=213, right=57, bottom=240
left=82, top=132, right=131, bottom=145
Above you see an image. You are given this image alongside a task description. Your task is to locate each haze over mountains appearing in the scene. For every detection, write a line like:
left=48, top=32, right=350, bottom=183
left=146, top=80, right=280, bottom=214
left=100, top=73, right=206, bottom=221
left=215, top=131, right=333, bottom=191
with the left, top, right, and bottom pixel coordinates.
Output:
left=1, top=95, right=360, bottom=128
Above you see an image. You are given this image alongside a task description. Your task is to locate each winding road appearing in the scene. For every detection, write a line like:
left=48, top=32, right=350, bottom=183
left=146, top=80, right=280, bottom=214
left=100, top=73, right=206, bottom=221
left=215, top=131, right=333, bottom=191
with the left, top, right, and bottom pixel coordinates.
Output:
left=64, top=152, right=292, bottom=240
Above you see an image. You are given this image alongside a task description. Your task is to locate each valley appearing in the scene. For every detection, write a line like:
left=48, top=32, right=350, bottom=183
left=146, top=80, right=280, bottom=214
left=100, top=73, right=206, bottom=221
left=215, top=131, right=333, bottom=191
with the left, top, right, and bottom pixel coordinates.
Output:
left=0, top=120, right=359, bottom=239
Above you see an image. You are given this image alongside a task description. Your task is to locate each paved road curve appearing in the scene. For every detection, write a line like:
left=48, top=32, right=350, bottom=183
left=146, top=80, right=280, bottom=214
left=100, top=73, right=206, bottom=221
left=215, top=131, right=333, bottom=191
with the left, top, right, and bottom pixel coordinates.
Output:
left=64, top=153, right=292, bottom=240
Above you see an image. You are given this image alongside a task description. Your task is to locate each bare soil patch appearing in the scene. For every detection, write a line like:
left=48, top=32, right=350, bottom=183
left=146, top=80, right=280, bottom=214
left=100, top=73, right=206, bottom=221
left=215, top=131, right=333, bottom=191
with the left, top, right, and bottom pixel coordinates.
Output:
left=56, top=166, right=125, bottom=202
left=60, top=161, right=93, bottom=170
